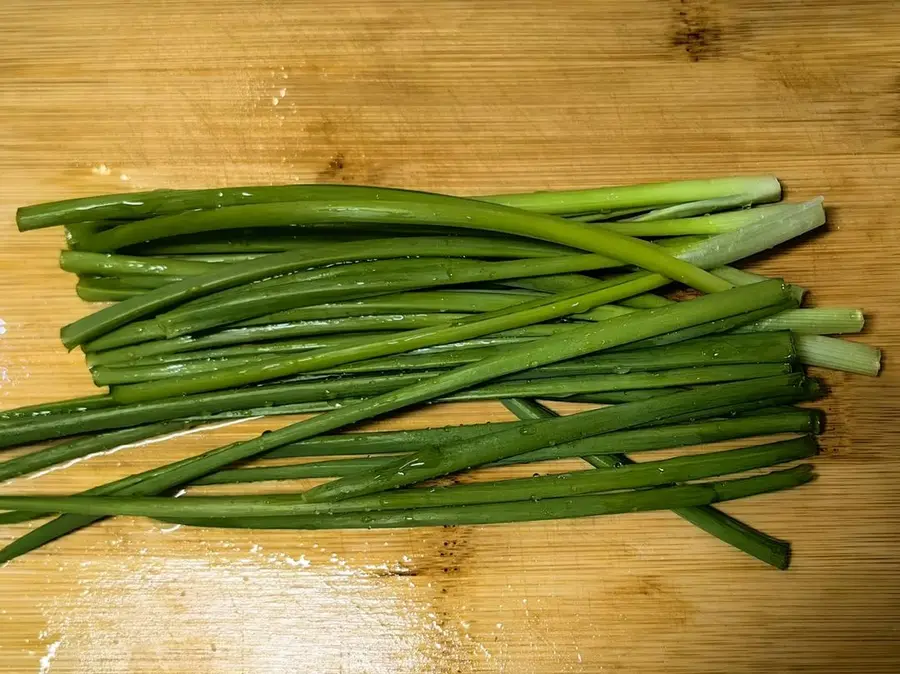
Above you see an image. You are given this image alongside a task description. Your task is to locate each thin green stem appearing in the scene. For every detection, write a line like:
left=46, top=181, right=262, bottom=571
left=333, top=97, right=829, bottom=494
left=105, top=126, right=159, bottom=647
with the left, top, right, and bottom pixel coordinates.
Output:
left=77, top=278, right=150, bottom=302
left=599, top=204, right=796, bottom=237
left=237, top=290, right=543, bottom=324
left=482, top=176, right=781, bottom=215
left=84, top=332, right=529, bottom=368
left=158, top=467, right=816, bottom=531
left=17, top=176, right=781, bottom=229
left=736, top=308, right=864, bottom=335
left=60, top=251, right=216, bottom=278
left=502, top=398, right=799, bottom=569
left=154, top=255, right=625, bottom=339
left=0, top=394, right=115, bottom=421
left=624, top=195, right=764, bottom=221
left=0, top=421, right=198, bottom=482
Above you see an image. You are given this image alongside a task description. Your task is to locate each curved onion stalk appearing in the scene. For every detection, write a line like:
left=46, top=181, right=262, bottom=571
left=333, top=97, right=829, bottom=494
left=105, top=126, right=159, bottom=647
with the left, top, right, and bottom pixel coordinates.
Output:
left=67, top=200, right=729, bottom=293
left=18, top=185, right=453, bottom=229
left=16, top=176, right=781, bottom=229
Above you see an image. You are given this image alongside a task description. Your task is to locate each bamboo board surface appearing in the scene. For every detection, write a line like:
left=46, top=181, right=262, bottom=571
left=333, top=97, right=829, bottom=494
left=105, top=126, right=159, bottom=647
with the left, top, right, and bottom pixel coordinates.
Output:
left=0, top=1, right=898, bottom=672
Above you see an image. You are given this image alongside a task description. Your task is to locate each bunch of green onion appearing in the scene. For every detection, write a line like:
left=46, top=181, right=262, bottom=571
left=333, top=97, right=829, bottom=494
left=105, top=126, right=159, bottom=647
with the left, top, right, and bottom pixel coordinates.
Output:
left=0, top=175, right=880, bottom=569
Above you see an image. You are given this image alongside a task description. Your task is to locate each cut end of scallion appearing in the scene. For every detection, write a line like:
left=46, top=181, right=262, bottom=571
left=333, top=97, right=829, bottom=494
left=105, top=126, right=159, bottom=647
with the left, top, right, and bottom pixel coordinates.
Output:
left=809, top=408, right=826, bottom=435
left=796, top=335, right=882, bottom=377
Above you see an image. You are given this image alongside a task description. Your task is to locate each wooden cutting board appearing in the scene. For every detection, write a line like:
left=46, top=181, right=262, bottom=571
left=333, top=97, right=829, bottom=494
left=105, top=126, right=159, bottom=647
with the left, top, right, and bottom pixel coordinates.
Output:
left=0, top=1, right=897, bottom=672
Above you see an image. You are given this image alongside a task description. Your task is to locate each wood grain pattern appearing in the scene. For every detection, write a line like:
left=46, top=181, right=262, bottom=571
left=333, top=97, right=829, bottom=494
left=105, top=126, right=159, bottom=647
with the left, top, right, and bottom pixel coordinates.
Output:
left=1, top=1, right=898, bottom=671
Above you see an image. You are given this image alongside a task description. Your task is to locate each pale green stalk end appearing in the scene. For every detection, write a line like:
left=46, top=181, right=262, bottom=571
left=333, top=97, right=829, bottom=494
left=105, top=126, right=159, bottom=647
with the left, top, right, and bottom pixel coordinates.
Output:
left=796, top=335, right=881, bottom=376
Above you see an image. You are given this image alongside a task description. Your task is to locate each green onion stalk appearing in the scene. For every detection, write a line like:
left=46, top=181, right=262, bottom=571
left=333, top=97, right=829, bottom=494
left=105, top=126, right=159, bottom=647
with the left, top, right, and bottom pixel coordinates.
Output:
left=17, top=176, right=782, bottom=229
left=108, top=201, right=824, bottom=404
